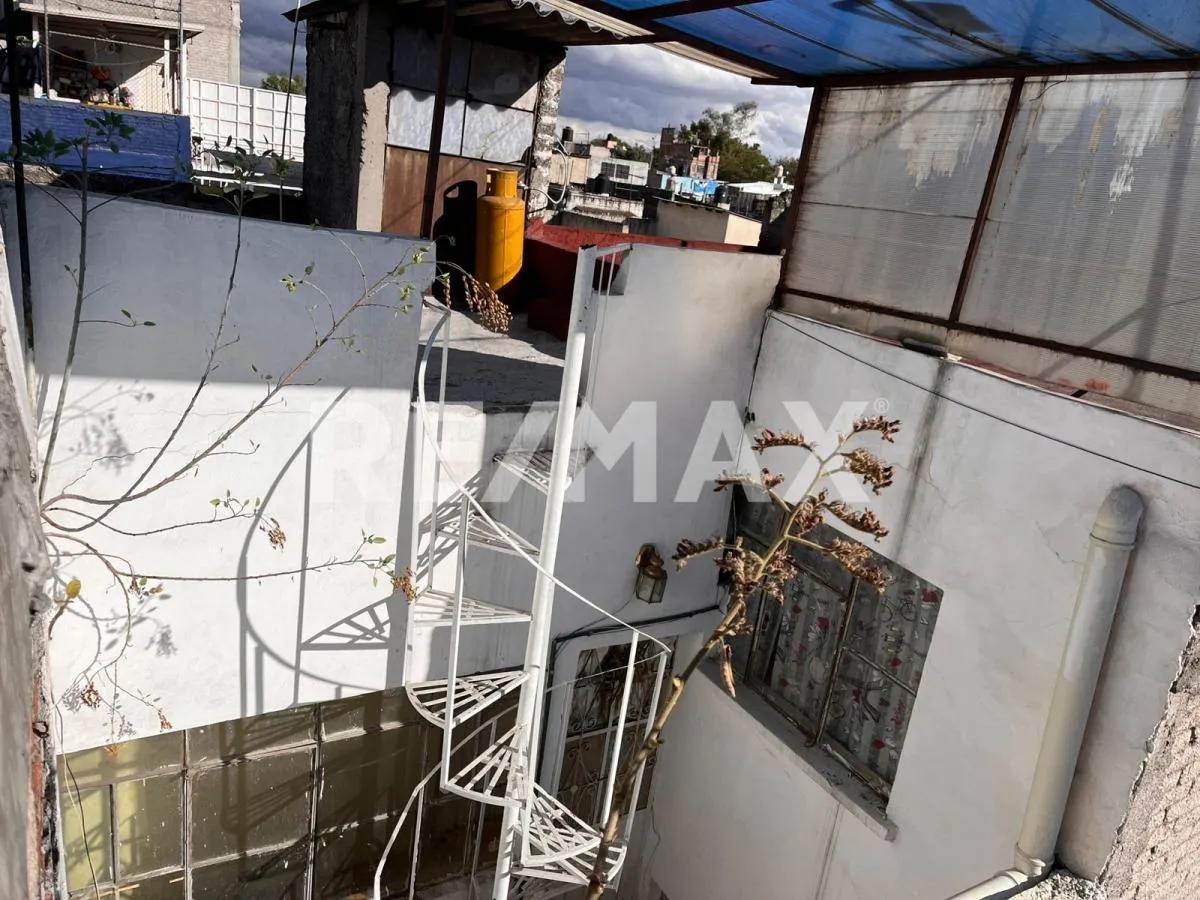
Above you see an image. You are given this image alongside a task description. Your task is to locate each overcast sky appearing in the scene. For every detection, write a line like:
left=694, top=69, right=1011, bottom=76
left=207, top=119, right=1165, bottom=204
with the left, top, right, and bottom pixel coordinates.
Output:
left=240, top=1, right=811, bottom=160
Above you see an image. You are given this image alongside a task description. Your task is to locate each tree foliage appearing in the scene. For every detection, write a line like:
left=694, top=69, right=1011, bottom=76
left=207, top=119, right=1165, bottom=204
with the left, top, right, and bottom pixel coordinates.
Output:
left=674, top=100, right=774, bottom=182
left=610, top=139, right=653, bottom=164
left=261, top=72, right=305, bottom=94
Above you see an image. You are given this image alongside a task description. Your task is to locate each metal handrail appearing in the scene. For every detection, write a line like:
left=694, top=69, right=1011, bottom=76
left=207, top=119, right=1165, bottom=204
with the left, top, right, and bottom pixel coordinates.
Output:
left=401, top=246, right=667, bottom=895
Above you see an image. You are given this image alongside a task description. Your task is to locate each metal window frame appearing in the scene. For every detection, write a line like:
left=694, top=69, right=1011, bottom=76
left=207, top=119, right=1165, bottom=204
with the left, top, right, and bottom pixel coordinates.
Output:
left=63, top=697, right=497, bottom=900
left=774, top=71, right=1200, bottom=386
left=737, top=535, right=922, bottom=801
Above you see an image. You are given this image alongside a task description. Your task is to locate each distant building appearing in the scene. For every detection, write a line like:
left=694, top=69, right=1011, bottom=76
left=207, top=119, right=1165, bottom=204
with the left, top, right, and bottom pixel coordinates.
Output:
left=35, top=0, right=240, bottom=113
left=549, top=128, right=649, bottom=189
left=653, top=197, right=761, bottom=246
left=658, top=125, right=719, bottom=180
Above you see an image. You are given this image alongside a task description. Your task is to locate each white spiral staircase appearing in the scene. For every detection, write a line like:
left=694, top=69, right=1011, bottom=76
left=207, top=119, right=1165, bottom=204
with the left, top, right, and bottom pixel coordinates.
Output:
left=374, top=246, right=669, bottom=900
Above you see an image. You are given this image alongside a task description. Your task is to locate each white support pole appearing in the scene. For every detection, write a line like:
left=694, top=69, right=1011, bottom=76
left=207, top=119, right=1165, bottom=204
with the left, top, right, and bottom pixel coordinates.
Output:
left=599, top=633, right=639, bottom=825
left=408, top=786, right=425, bottom=899
left=621, top=649, right=666, bottom=844
left=442, top=496, right=469, bottom=785
left=492, top=246, right=596, bottom=899
left=425, top=312, right=451, bottom=590
left=949, top=486, right=1143, bottom=899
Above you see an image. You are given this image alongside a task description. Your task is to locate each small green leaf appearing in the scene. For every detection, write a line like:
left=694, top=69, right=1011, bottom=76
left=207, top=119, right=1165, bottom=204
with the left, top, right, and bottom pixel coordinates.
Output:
left=211, top=498, right=221, bottom=507
left=121, top=308, right=132, bottom=319
left=370, top=536, right=386, bottom=544
left=142, top=321, right=156, bottom=327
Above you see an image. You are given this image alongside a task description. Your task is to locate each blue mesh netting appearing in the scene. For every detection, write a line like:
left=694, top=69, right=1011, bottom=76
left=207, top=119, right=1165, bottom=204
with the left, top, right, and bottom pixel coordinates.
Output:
left=606, top=0, right=1200, bottom=77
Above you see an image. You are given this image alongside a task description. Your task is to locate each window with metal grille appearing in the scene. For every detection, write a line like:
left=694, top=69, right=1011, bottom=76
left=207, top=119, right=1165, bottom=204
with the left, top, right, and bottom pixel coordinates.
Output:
left=600, top=161, right=631, bottom=180
left=730, top=489, right=942, bottom=799
left=556, top=639, right=673, bottom=823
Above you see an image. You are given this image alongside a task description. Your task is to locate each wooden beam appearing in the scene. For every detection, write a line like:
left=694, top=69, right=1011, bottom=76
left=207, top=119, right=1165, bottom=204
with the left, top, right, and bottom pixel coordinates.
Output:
left=421, top=0, right=458, bottom=239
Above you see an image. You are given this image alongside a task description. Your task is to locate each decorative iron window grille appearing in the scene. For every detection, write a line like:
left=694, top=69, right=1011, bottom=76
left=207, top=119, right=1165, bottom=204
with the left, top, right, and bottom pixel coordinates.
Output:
left=556, top=638, right=674, bottom=824
left=730, top=488, right=942, bottom=799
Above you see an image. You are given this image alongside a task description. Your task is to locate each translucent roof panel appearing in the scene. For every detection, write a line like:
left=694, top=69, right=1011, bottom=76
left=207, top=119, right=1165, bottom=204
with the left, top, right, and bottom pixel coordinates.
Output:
left=595, top=0, right=1200, bottom=80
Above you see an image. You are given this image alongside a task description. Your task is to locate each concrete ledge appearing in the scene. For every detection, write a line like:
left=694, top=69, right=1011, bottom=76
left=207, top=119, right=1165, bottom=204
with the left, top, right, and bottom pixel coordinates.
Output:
left=700, top=661, right=898, bottom=841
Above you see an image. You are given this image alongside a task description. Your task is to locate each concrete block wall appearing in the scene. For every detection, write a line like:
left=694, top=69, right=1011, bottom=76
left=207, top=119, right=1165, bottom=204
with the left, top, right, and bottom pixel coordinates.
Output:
left=186, top=0, right=241, bottom=84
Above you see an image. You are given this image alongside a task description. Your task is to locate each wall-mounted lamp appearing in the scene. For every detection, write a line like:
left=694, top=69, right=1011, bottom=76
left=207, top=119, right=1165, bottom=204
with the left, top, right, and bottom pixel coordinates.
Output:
left=634, top=543, right=667, bottom=604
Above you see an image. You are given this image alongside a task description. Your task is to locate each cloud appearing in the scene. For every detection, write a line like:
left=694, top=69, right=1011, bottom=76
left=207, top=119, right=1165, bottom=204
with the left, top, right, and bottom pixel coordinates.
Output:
left=559, top=43, right=811, bottom=160
left=238, top=10, right=811, bottom=157
left=240, top=0, right=307, bottom=87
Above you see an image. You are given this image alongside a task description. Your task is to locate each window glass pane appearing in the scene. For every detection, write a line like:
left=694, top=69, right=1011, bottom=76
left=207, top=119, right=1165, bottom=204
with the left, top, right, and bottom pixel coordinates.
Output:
left=110, top=870, right=185, bottom=899
left=117, top=774, right=182, bottom=876
left=63, top=731, right=182, bottom=789
left=757, top=572, right=845, bottom=733
left=190, top=749, right=313, bottom=862
left=416, top=796, right=473, bottom=886
left=558, top=733, right=606, bottom=822
left=63, top=785, right=112, bottom=891
left=846, top=567, right=942, bottom=694
left=317, top=727, right=427, bottom=833
left=314, top=820, right=412, bottom=899
left=823, top=654, right=914, bottom=790
left=961, top=73, right=1200, bottom=372
left=189, top=707, right=315, bottom=765
left=321, top=687, right=421, bottom=739
left=191, top=843, right=308, bottom=900
left=784, top=80, right=1011, bottom=318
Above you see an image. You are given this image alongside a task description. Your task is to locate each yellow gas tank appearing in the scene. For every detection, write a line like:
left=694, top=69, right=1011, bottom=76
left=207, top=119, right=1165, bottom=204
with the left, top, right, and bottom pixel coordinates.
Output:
left=475, top=168, right=525, bottom=293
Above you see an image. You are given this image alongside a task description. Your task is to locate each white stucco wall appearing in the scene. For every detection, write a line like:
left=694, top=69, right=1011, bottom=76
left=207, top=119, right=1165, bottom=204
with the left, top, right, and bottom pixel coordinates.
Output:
left=9, top=189, right=431, bottom=751
left=649, top=311, right=1200, bottom=899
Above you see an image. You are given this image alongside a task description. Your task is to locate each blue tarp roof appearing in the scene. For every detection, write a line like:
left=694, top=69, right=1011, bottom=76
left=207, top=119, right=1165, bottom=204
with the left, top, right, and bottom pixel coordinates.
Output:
left=591, top=0, right=1200, bottom=82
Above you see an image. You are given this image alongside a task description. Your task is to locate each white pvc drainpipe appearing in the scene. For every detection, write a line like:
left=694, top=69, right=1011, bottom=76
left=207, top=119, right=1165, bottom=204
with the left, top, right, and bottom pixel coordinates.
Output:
left=949, top=486, right=1144, bottom=900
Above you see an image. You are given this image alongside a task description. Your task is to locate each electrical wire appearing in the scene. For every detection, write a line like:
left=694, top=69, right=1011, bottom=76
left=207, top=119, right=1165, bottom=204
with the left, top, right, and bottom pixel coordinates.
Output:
left=768, top=312, right=1200, bottom=493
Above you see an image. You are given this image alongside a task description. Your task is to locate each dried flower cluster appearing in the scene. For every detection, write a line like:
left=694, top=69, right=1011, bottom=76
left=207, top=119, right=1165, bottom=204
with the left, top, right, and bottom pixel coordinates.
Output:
left=260, top=516, right=287, bottom=550
left=459, top=270, right=512, bottom=334
left=828, top=538, right=891, bottom=592
left=673, top=536, right=724, bottom=569
left=791, top=491, right=826, bottom=536
left=713, top=472, right=752, bottom=493
left=753, top=428, right=813, bottom=453
left=825, top=499, right=889, bottom=541
left=842, top=447, right=895, bottom=495
left=79, top=682, right=102, bottom=710
left=394, top=566, right=418, bottom=603
left=851, top=415, right=901, bottom=443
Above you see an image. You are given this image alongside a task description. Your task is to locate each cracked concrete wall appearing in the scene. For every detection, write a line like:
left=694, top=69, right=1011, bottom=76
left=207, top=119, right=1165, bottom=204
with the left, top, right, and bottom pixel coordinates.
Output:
left=1099, top=616, right=1200, bottom=900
